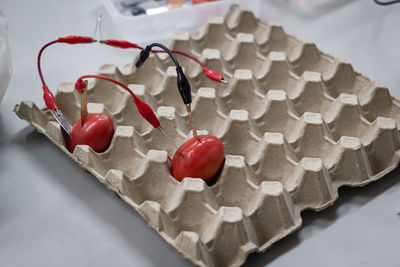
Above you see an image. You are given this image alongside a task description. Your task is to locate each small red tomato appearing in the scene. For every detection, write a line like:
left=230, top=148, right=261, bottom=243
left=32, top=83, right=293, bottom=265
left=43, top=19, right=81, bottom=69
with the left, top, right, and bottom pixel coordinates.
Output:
left=69, top=113, right=114, bottom=153
left=171, top=135, right=225, bottom=182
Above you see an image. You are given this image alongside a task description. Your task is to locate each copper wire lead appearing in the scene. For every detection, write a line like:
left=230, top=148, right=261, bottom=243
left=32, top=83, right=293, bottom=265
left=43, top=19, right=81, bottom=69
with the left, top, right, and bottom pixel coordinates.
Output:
left=186, top=104, right=198, bottom=138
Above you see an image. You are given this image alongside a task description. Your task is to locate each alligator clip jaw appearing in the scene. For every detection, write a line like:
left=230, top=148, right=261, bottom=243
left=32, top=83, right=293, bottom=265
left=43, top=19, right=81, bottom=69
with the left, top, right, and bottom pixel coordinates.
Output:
left=50, top=109, right=72, bottom=136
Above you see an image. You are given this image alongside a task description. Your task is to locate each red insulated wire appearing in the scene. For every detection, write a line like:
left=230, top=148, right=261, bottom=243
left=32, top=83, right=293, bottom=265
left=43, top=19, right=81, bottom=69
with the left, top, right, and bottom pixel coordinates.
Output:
left=76, top=74, right=138, bottom=99
left=37, top=40, right=59, bottom=110
left=37, top=40, right=59, bottom=86
left=153, top=48, right=227, bottom=83
left=152, top=49, right=206, bottom=68
left=37, top=36, right=96, bottom=110
left=101, top=40, right=228, bottom=82
left=145, top=47, right=226, bottom=82
left=75, top=75, right=160, bottom=128
left=114, top=41, right=206, bottom=68
left=38, top=36, right=95, bottom=88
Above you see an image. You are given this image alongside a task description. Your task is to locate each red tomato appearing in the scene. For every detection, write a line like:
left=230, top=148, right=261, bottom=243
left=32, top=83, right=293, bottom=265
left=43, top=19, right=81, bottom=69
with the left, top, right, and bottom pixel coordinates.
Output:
left=171, top=135, right=225, bottom=182
left=69, top=113, right=114, bottom=153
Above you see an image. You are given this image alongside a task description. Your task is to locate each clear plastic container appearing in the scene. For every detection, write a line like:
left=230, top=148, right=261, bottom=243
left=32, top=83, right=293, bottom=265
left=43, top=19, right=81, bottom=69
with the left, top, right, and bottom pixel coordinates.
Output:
left=0, top=10, right=12, bottom=105
left=102, top=0, right=261, bottom=43
left=282, top=0, right=352, bottom=16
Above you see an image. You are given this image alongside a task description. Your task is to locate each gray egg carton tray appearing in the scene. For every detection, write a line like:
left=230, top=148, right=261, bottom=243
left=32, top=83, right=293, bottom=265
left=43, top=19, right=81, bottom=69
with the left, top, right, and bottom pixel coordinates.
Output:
left=14, top=4, right=400, bottom=267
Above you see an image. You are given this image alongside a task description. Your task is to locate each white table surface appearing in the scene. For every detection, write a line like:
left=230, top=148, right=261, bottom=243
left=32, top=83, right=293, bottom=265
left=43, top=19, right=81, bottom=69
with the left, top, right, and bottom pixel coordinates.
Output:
left=1, top=0, right=400, bottom=266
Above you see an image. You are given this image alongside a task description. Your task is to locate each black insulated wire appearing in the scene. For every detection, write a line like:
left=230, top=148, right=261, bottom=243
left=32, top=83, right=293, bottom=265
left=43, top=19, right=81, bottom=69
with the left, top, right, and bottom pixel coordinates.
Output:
left=135, top=42, right=192, bottom=105
left=148, top=43, right=180, bottom=67
left=374, top=0, right=400, bottom=5
left=135, top=43, right=181, bottom=68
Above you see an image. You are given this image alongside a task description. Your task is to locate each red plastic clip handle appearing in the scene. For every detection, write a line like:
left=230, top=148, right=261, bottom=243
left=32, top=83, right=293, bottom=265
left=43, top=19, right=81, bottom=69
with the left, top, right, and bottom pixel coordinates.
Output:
left=74, top=79, right=87, bottom=93
left=58, top=36, right=94, bottom=44
left=105, top=39, right=138, bottom=49
left=203, top=67, right=224, bottom=83
left=133, top=97, right=160, bottom=128
left=43, top=85, right=58, bottom=110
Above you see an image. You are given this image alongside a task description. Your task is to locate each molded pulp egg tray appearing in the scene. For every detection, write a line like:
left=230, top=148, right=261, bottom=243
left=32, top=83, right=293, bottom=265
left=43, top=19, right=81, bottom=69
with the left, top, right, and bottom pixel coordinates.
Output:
left=14, top=5, right=400, bottom=267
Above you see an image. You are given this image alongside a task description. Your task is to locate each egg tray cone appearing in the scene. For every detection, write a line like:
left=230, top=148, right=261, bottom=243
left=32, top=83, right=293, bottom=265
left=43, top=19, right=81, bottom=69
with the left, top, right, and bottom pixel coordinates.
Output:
left=14, top=5, right=400, bottom=267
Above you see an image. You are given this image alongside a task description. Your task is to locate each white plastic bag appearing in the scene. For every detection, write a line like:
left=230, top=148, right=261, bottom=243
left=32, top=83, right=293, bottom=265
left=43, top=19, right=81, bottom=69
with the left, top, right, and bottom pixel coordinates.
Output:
left=0, top=10, right=12, bottom=105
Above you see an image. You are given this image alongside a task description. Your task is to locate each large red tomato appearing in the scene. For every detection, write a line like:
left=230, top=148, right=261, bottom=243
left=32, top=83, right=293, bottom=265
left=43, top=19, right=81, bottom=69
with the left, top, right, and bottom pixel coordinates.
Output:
left=68, top=113, right=114, bottom=153
left=171, top=135, right=225, bottom=182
